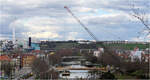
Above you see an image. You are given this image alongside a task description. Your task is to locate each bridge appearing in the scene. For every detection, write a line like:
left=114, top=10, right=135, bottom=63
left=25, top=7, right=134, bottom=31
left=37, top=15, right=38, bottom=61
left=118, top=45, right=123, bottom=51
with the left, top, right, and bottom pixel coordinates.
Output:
left=55, top=67, right=106, bottom=71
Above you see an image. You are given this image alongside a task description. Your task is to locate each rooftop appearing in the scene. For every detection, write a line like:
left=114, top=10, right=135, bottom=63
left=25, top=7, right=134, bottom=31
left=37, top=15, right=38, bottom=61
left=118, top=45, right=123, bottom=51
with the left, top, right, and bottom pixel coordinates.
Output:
left=0, top=55, right=11, bottom=61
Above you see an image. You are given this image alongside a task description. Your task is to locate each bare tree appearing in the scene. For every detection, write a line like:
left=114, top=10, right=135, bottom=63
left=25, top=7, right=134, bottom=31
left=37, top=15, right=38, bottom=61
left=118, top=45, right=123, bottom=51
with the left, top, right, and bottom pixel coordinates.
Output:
left=129, top=0, right=150, bottom=78
left=97, top=52, right=122, bottom=67
left=38, top=69, right=59, bottom=79
left=48, top=53, right=61, bottom=66
left=129, top=0, right=150, bottom=40
left=1, top=61, right=15, bottom=78
left=31, top=58, right=59, bottom=79
left=31, top=58, right=49, bottom=76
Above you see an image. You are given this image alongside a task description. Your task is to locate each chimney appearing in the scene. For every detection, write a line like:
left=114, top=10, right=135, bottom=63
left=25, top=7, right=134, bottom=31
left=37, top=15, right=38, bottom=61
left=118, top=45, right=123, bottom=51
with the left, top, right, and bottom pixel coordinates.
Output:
left=29, top=37, right=31, bottom=47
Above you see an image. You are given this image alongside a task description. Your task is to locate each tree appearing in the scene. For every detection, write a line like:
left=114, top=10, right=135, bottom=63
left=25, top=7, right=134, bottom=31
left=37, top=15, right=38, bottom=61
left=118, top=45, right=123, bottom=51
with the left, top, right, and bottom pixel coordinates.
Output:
left=31, top=58, right=49, bottom=76
left=31, top=58, right=59, bottom=79
left=83, top=52, right=98, bottom=64
left=48, top=53, right=61, bottom=66
left=48, top=49, right=75, bottom=66
left=129, top=0, right=150, bottom=41
left=56, top=49, right=73, bottom=57
left=1, top=61, right=15, bottom=78
left=97, top=51, right=122, bottom=67
left=101, top=71, right=116, bottom=79
left=38, top=69, right=59, bottom=79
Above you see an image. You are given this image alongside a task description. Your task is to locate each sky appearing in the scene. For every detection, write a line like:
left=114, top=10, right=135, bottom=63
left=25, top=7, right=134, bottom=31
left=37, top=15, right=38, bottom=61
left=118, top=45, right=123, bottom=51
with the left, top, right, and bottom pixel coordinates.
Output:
left=0, top=0, right=150, bottom=41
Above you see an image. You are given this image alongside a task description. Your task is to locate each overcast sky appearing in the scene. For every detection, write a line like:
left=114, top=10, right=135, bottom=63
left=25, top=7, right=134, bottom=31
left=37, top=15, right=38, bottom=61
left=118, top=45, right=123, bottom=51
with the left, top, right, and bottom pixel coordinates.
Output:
left=0, top=0, right=150, bottom=41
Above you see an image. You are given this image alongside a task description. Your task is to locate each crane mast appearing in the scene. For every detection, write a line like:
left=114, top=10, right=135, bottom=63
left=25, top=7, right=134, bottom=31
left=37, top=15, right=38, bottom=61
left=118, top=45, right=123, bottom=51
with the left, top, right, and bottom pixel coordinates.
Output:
left=64, top=6, right=98, bottom=41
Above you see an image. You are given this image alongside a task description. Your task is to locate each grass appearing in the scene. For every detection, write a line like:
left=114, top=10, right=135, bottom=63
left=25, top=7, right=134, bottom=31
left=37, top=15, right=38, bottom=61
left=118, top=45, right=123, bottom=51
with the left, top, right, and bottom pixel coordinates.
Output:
left=97, top=43, right=149, bottom=50
left=55, top=43, right=77, bottom=49
left=41, top=42, right=149, bottom=50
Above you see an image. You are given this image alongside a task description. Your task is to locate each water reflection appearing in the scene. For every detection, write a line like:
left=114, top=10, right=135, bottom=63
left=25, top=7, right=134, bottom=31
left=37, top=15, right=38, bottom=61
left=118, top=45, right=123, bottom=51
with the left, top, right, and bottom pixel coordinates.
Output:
left=60, top=65, right=90, bottom=79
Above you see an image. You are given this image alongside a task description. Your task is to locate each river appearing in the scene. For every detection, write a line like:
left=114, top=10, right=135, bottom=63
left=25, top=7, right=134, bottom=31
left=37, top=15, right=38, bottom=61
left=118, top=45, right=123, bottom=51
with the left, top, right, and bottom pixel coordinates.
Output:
left=60, top=65, right=90, bottom=79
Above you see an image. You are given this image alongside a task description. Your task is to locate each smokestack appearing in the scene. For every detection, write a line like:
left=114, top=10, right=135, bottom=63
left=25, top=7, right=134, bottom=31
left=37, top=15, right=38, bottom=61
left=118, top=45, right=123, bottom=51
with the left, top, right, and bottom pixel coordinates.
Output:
left=29, top=37, right=31, bottom=47
left=12, top=26, right=16, bottom=44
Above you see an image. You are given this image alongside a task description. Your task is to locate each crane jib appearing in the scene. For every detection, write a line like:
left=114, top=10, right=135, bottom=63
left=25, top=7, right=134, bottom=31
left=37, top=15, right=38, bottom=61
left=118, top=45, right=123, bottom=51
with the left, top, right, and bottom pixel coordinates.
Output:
left=64, top=6, right=98, bottom=41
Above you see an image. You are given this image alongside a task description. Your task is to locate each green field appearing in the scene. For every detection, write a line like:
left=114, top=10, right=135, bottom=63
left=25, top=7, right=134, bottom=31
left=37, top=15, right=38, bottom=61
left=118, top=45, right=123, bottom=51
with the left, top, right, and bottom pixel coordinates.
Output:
left=40, top=41, right=149, bottom=50
left=55, top=42, right=149, bottom=50
left=97, top=43, right=149, bottom=50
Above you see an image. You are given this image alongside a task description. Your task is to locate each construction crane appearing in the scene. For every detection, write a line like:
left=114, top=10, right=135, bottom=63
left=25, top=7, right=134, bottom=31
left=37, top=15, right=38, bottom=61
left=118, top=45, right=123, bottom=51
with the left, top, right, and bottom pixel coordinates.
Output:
left=64, top=6, right=98, bottom=41
left=64, top=6, right=122, bottom=41
left=64, top=6, right=122, bottom=66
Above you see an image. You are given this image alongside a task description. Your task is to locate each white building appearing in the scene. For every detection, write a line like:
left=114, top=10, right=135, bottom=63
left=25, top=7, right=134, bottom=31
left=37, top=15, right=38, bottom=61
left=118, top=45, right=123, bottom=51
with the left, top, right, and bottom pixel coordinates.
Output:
left=93, top=51, right=101, bottom=57
left=130, top=50, right=144, bottom=62
left=93, top=48, right=104, bottom=57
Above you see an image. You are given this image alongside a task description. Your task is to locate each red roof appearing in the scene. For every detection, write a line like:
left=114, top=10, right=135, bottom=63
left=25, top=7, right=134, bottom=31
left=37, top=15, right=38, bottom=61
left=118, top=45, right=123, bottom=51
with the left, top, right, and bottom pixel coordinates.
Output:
left=0, top=55, right=11, bottom=61
left=142, top=54, right=150, bottom=57
left=32, top=50, right=41, bottom=53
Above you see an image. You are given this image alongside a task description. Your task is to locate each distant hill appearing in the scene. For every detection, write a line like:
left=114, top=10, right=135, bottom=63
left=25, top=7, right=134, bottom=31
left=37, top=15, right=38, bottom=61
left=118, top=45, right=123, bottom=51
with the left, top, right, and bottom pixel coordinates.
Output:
left=40, top=41, right=149, bottom=50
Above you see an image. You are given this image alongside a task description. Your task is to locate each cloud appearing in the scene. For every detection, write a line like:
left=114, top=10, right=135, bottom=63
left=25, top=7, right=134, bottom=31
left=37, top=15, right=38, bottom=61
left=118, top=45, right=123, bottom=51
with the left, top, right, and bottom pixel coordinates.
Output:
left=0, top=0, right=149, bottom=41
left=27, top=32, right=61, bottom=39
left=10, top=16, right=63, bottom=32
left=66, top=32, right=78, bottom=40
